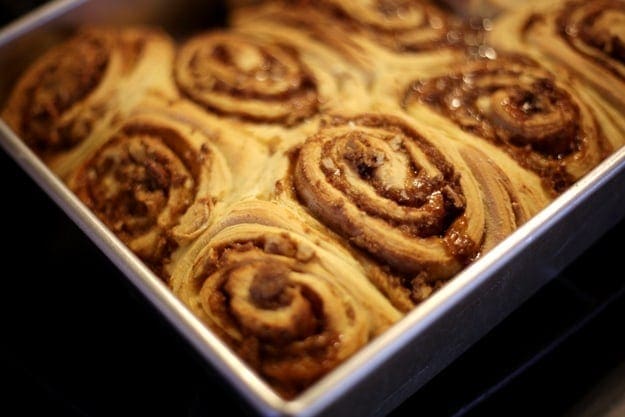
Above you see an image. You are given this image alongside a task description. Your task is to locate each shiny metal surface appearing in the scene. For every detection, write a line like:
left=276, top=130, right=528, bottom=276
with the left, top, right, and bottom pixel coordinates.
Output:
left=1, top=1, right=624, bottom=416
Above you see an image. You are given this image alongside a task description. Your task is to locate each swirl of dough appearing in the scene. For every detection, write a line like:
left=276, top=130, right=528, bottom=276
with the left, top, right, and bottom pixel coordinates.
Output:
left=174, top=31, right=319, bottom=126
left=402, top=54, right=610, bottom=193
left=488, top=0, right=625, bottom=136
left=2, top=26, right=172, bottom=159
left=68, top=112, right=231, bottom=277
left=170, top=200, right=401, bottom=398
left=298, top=0, right=468, bottom=53
left=553, top=0, right=625, bottom=93
left=292, top=113, right=552, bottom=306
left=571, top=2, right=625, bottom=61
left=294, top=114, right=497, bottom=281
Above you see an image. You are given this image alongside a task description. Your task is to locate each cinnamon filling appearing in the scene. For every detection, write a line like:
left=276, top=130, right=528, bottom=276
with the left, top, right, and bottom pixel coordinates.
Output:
left=22, top=35, right=109, bottom=152
left=295, top=114, right=475, bottom=278
left=556, top=0, right=625, bottom=80
left=404, top=55, right=583, bottom=192
left=74, top=128, right=198, bottom=268
left=249, top=266, right=294, bottom=310
left=303, top=0, right=469, bottom=52
left=176, top=32, right=318, bottom=125
left=578, top=7, right=625, bottom=63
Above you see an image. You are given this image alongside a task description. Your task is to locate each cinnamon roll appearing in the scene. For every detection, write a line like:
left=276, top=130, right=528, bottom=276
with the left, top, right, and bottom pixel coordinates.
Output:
left=4, top=0, right=621, bottom=400
left=402, top=53, right=613, bottom=193
left=290, top=0, right=473, bottom=55
left=67, top=108, right=232, bottom=278
left=276, top=0, right=480, bottom=54
left=439, top=0, right=563, bottom=17
left=174, top=30, right=319, bottom=127
left=1, top=26, right=176, bottom=166
left=231, top=0, right=372, bottom=68
left=231, top=4, right=375, bottom=115
left=233, top=0, right=489, bottom=81
left=170, top=199, right=401, bottom=398
left=291, top=113, right=550, bottom=308
left=233, top=0, right=484, bottom=87
left=488, top=0, right=625, bottom=137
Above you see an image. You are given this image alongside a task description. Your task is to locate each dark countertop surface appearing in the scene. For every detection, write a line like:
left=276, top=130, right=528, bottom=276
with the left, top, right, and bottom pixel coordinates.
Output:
left=2, top=2, right=625, bottom=416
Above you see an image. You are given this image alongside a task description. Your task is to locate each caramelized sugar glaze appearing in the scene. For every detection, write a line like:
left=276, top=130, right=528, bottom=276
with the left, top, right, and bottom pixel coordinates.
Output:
left=402, top=54, right=611, bottom=193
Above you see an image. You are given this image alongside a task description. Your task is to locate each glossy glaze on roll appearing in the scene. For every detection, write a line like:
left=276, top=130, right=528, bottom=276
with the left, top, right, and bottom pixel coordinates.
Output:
left=488, top=0, right=625, bottom=139
left=402, top=53, right=612, bottom=193
left=291, top=113, right=550, bottom=308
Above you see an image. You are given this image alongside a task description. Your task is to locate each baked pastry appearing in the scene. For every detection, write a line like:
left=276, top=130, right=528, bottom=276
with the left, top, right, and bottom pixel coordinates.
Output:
left=284, top=112, right=550, bottom=309
left=169, top=199, right=401, bottom=399
left=64, top=94, right=269, bottom=278
left=230, top=0, right=486, bottom=80
left=2, top=0, right=622, bottom=400
left=256, top=0, right=472, bottom=53
left=1, top=26, right=176, bottom=176
left=175, top=30, right=319, bottom=127
left=488, top=0, right=625, bottom=137
left=231, top=8, right=376, bottom=115
left=401, top=53, right=615, bottom=193
left=439, top=0, right=563, bottom=17
left=66, top=102, right=233, bottom=277
left=173, top=28, right=329, bottom=157
left=231, top=0, right=371, bottom=65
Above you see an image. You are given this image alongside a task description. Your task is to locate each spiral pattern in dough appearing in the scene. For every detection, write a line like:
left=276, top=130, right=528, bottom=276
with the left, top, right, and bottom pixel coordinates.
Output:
left=170, top=200, right=401, bottom=398
left=2, top=26, right=171, bottom=159
left=488, top=0, right=625, bottom=136
left=299, top=0, right=467, bottom=53
left=69, top=113, right=230, bottom=277
left=174, top=31, right=319, bottom=126
left=402, top=54, right=611, bottom=193
left=294, top=114, right=489, bottom=279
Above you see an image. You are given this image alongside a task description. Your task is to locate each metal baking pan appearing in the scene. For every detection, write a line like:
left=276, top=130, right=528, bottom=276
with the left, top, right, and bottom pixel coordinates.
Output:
left=1, top=1, right=625, bottom=416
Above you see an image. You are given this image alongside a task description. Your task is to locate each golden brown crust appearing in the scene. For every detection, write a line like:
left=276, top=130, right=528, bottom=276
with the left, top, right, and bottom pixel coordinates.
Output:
left=170, top=199, right=401, bottom=398
left=402, top=53, right=612, bottom=193
left=1, top=26, right=175, bottom=164
left=2, top=0, right=622, bottom=400
left=289, top=112, right=549, bottom=308
left=67, top=104, right=234, bottom=278
left=174, top=30, right=319, bottom=126
left=488, top=0, right=625, bottom=141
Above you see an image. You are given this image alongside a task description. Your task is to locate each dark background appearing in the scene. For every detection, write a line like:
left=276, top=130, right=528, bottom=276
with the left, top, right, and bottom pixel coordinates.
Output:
left=2, top=2, right=625, bottom=417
